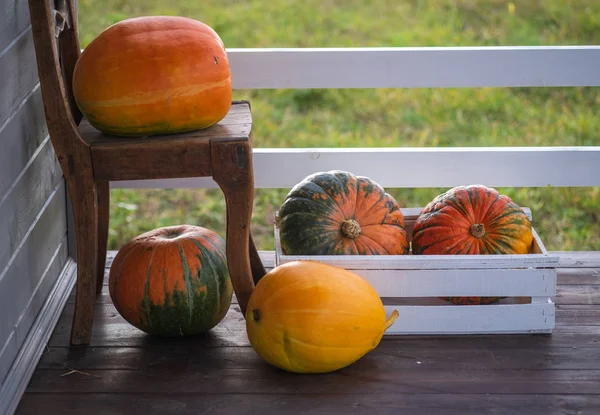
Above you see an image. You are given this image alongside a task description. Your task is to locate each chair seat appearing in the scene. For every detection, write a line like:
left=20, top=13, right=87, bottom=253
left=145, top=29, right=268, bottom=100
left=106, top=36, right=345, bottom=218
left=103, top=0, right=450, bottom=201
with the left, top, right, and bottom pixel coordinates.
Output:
left=83, top=101, right=253, bottom=181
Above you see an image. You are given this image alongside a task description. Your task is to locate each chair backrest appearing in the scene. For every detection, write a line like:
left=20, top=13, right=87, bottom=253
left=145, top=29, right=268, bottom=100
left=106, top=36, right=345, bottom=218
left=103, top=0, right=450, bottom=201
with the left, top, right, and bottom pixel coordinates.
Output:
left=28, top=0, right=85, bottom=150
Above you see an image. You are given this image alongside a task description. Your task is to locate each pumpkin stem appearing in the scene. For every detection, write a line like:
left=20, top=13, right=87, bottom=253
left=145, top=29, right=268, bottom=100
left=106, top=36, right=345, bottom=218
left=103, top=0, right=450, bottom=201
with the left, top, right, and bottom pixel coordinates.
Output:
left=384, top=310, right=399, bottom=331
left=252, top=309, right=261, bottom=322
left=341, top=219, right=361, bottom=239
left=470, top=223, right=486, bottom=238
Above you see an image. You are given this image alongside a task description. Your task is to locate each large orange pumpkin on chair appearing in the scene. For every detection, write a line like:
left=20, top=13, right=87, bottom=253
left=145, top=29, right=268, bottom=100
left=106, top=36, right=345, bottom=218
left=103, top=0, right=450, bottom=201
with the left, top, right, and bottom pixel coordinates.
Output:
left=73, top=16, right=232, bottom=137
left=108, top=225, right=232, bottom=336
left=411, top=185, right=533, bottom=305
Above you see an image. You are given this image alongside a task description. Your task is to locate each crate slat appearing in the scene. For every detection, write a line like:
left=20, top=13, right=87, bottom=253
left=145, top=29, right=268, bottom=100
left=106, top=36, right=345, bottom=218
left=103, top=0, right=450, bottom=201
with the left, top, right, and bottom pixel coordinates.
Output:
left=335, top=268, right=556, bottom=297
left=384, top=302, right=555, bottom=335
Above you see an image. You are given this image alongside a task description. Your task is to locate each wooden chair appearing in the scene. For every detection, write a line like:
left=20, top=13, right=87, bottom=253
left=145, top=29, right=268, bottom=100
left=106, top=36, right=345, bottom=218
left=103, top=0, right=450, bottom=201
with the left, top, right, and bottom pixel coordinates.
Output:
left=28, top=0, right=266, bottom=345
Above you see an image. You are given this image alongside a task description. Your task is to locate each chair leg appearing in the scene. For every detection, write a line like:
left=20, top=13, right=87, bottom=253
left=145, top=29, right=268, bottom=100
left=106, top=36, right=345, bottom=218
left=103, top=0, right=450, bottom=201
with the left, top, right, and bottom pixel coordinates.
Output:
left=65, top=174, right=99, bottom=346
left=211, top=139, right=260, bottom=317
left=249, top=233, right=266, bottom=284
left=96, top=181, right=110, bottom=293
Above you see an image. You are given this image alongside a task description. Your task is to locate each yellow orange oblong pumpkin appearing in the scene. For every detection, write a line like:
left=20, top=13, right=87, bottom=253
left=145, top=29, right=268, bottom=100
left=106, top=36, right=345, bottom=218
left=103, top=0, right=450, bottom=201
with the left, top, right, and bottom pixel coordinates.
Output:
left=246, top=261, right=398, bottom=374
left=73, top=16, right=232, bottom=137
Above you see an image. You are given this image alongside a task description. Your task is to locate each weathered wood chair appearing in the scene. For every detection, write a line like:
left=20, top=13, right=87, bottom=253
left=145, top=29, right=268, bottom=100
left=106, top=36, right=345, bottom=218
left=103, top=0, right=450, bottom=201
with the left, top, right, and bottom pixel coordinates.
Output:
left=28, top=0, right=266, bottom=345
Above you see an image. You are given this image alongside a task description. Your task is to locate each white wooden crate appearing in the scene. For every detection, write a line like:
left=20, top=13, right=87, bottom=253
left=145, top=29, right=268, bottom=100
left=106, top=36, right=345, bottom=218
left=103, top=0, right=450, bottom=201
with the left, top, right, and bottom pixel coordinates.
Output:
left=274, top=208, right=558, bottom=335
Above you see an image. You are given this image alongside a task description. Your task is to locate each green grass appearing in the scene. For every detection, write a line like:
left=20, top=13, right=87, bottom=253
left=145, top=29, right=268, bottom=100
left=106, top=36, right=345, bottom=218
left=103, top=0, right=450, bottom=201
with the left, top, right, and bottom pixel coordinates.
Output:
left=77, top=0, right=600, bottom=251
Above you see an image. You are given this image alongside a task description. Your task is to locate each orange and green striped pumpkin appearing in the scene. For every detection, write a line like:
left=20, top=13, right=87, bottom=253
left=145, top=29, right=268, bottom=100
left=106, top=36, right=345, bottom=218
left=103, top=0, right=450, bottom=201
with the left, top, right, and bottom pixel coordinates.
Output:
left=73, top=16, right=232, bottom=137
left=411, top=185, right=533, bottom=305
left=108, top=225, right=232, bottom=336
left=278, top=170, right=409, bottom=255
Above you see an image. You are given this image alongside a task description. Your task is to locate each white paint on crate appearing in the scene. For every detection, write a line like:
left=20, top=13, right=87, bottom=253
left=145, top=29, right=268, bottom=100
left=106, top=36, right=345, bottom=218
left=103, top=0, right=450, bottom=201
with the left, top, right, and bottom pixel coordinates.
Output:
left=304, top=268, right=556, bottom=297
left=383, top=303, right=555, bottom=335
left=111, top=147, right=600, bottom=189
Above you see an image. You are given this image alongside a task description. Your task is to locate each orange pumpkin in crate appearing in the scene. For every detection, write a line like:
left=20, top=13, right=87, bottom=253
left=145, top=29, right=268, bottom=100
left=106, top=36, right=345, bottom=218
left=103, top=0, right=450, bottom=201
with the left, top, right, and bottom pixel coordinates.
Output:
left=73, top=16, right=232, bottom=136
left=411, top=185, right=534, bottom=305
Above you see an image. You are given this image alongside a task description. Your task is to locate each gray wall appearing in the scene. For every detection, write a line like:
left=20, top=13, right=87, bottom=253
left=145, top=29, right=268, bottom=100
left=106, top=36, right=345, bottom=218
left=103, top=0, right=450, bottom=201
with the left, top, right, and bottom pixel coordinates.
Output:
left=0, top=0, right=69, bottom=384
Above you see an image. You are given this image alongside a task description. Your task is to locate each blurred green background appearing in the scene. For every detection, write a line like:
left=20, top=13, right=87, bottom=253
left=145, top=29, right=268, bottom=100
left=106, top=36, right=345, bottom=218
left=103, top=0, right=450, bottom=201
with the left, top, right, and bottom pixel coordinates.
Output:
left=77, top=0, right=600, bottom=251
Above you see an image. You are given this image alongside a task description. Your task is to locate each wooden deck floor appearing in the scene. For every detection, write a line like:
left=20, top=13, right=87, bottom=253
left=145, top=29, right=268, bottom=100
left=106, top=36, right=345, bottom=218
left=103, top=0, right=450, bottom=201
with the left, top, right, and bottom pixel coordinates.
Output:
left=16, top=251, right=600, bottom=415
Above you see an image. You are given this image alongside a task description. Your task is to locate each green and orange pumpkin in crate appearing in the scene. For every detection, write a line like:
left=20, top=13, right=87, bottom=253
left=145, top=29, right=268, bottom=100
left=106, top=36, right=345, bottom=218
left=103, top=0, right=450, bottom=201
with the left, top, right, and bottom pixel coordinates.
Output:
left=278, top=170, right=410, bottom=256
left=108, top=225, right=232, bottom=336
left=411, top=184, right=534, bottom=305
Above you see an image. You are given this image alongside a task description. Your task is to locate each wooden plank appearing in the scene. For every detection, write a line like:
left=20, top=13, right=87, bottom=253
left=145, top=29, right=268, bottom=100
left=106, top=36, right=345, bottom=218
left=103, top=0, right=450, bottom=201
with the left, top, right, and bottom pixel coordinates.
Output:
left=110, top=250, right=595, bottom=272
left=36, top=343, right=600, bottom=371
left=0, top=28, right=39, bottom=126
left=23, top=367, right=600, bottom=395
left=0, top=137, right=63, bottom=273
left=555, top=285, right=600, bottom=305
left=48, top=303, right=600, bottom=349
left=0, top=257, right=75, bottom=415
left=558, top=268, right=600, bottom=285
left=111, top=147, right=600, bottom=189
left=82, top=284, right=597, bottom=307
left=278, top=252, right=558, bottom=270
left=555, top=305, right=600, bottom=326
left=285, top=268, right=556, bottom=297
left=384, top=303, right=554, bottom=335
left=0, top=182, right=67, bottom=381
left=90, top=102, right=252, bottom=182
left=78, top=103, right=251, bottom=136
left=103, top=250, right=597, bottom=285
left=0, top=0, right=30, bottom=53
left=16, top=393, right=600, bottom=415
left=226, top=47, right=600, bottom=89
left=91, top=137, right=214, bottom=182
left=0, top=86, right=48, bottom=197
left=0, top=237, right=67, bottom=386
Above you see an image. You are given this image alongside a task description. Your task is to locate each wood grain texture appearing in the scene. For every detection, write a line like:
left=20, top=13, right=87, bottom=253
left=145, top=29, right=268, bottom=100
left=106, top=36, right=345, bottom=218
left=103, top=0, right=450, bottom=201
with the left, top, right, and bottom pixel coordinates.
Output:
left=96, top=180, right=109, bottom=293
left=90, top=136, right=213, bottom=181
left=211, top=138, right=256, bottom=317
left=16, top=393, right=600, bottom=415
left=0, top=255, right=75, bottom=415
left=556, top=285, right=600, bottom=305
left=78, top=103, right=251, bottom=136
left=249, top=234, right=267, bottom=284
left=0, top=0, right=31, bottom=53
left=0, top=137, right=62, bottom=274
left=558, top=268, right=600, bottom=285
left=0, top=237, right=68, bottom=385
left=28, top=0, right=98, bottom=346
left=0, top=86, right=47, bottom=197
left=0, top=182, right=67, bottom=341
left=0, top=28, right=39, bottom=127
left=88, top=102, right=251, bottom=182
left=22, top=367, right=600, bottom=395
left=0, top=182, right=67, bottom=383
left=37, top=342, right=600, bottom=371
